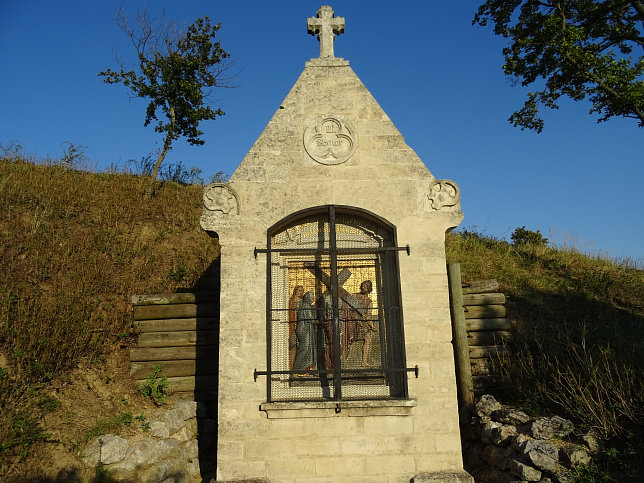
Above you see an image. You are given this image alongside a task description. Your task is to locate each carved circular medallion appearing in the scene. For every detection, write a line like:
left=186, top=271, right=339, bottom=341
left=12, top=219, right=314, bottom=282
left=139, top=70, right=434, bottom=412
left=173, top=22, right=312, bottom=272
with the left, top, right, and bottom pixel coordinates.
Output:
left=303, top=117, right=357, bottom=165
left=203, top=184, right=238, bottom=215
left=427, top=180, right=460, bottom=211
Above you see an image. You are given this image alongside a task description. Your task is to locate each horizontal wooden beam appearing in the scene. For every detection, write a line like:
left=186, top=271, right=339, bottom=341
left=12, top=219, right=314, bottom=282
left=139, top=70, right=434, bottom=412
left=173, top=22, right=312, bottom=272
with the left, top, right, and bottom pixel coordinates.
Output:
left=136, top=330, right=218, bottom=348
left=173, top=391, right=218, bottom=402
left=466, top=318, right=511, bottom=332
left=133, top=317, right=219, bottom=333
left=130, top=345, right=219, bottom=362
left=130, top=359, right=218, bottom=379
left=462, top=280, right=498, bottom=294
left=462, top=293, right=505, bottom=306
left=135, top=375, right=218, bottom=393
left=470, top=358, right=493, bottom=376
left=131, top=292, right=217, bottom=306
left=463, top=304, right=506, bottom=319
left=469, top=345, right=509, bottom=359
left=467, top=331, right=511, bottom=346
left=133, top=303, right=219, bottom=321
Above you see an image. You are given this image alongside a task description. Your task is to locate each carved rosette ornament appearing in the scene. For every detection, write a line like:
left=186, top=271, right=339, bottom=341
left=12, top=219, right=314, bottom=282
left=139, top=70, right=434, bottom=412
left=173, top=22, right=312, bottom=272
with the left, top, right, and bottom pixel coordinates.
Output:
left=304, top=117, right=357, bottom=165
left=203, top=184, right=239, bottom=215
left=427, top=180, right=460, bottom=211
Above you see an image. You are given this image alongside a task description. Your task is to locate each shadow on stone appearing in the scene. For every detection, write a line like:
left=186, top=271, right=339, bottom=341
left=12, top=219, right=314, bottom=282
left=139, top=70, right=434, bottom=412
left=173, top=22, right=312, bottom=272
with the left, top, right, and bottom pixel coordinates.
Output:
left=190, top=236, right=221, bottom=481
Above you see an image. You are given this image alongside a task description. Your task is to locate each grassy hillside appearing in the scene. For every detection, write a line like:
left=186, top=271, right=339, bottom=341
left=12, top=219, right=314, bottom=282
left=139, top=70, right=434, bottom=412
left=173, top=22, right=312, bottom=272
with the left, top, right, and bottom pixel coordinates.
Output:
left=447, top=229, right=643, bottom=479
left=1, top=157, right=642, bottom=479
left=0, top=158, right=219, bottom=475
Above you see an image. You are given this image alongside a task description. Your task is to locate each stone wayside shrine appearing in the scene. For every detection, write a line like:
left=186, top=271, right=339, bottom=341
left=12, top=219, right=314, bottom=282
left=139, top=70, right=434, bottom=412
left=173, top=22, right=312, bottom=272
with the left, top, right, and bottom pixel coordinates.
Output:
left=200, top=6, right=472, bottom=482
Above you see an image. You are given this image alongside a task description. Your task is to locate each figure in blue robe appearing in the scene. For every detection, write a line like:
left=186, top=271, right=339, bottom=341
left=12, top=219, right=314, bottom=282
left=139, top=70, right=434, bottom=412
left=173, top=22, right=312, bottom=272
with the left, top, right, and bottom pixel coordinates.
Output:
left=292, top=291, right=317, bottom=371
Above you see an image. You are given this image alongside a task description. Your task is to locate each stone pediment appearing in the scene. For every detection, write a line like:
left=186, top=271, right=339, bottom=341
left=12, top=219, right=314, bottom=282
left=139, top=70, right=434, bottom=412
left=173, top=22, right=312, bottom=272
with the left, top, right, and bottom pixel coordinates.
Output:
left=201, top=29, right=462, bottom=232
left=228, top=60, right=432, bottom=183
left=200, top=4, right=462, bottom=233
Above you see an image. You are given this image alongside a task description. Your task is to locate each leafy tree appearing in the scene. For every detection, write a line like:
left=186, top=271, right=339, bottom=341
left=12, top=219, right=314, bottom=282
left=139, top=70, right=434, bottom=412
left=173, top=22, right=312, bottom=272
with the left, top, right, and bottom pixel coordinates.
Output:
left=100, top=10, right=233, bottom=196
left=511, top=225, right=549, bottom=246
left=474, top=0, right=644, bottom=132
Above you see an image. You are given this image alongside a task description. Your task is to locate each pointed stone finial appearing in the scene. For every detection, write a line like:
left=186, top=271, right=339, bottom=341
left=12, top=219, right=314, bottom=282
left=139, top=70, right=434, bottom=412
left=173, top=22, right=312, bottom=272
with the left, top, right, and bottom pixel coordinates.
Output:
left=307, top=6, right=345, bottom=59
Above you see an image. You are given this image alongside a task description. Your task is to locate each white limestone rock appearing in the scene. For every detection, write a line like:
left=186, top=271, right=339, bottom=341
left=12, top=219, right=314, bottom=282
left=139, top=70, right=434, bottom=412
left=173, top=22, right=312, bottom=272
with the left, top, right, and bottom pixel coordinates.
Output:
left=521, top=439, right=559, bottom=473
left=510, top=459, right=542, bottom=481
left=475, top=394, right=502, bottom=420
left=491, top=408, right=532, bottom=426
left=174, top=400, right=198, bottom=420
left=163, top=408, right=188, bottom=436
left=531, top=416, right=573, bottom=440
left=83, top=434, right=129, bottom=466
left=149, top=420, right=170, bottom=438
left=112, top=438, right=180, bottom=472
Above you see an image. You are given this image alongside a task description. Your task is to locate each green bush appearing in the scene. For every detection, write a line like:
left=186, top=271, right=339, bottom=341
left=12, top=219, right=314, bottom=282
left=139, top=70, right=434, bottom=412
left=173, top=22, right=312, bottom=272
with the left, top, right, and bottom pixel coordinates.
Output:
left=137, top=365, right=169, bottom=405
left=511, top=225, right=549, bottom=246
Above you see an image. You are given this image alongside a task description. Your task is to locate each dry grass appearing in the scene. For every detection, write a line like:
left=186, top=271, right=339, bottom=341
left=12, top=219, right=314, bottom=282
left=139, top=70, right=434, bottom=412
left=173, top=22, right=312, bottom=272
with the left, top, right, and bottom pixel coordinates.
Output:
left=447, top=229, right=644, bottom=440
left=0, top=158, right=219, bottom=471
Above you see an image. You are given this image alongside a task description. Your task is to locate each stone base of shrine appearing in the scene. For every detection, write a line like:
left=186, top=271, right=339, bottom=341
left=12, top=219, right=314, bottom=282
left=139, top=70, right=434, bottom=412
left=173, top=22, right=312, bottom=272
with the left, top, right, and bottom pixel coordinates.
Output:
left=216, top=470, right=474, bottom=483
left=411, top=470, right=475, bottom=482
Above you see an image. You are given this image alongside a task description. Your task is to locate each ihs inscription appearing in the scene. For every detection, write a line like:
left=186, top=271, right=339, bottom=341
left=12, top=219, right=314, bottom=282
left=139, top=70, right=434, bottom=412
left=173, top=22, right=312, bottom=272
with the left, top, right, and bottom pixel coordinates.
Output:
left=304, top=117, right=357, bottom=165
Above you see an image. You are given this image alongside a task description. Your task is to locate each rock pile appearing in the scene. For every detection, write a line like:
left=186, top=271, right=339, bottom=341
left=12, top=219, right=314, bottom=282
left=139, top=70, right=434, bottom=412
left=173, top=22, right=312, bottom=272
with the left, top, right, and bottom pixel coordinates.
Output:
left=83, top=394, right=600, bottom=482
left=462, top=395, right=597, bottom=482
left=82, top=400, right=216, bottom=482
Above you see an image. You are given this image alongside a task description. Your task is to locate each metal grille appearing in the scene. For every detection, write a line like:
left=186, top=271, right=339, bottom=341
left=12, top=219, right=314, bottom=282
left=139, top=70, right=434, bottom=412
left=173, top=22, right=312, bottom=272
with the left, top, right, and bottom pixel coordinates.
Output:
left=262, top=206, right=408, bottom=402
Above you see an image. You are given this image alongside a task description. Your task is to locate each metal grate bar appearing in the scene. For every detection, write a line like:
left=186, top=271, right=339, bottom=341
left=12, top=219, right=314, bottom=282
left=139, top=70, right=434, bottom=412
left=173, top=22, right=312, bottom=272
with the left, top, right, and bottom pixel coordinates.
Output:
left=255, top=245, right=410, bottom=258
left=254, top=366, right=418, bottom=380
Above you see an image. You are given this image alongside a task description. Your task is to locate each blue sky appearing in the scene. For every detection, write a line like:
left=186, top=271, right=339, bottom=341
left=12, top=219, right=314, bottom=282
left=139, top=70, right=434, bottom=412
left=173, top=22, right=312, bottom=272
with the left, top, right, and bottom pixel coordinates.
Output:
left=1, top=1, right=642, bottom=264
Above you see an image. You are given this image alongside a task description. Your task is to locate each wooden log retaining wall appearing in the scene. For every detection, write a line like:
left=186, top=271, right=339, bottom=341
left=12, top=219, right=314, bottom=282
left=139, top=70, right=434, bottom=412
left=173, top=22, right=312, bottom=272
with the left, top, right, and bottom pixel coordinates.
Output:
left=131, top=269, right=508, bottom=405
left=448, top=263, right=511, bottom=405
left=130, top=292, right=219, bottom=401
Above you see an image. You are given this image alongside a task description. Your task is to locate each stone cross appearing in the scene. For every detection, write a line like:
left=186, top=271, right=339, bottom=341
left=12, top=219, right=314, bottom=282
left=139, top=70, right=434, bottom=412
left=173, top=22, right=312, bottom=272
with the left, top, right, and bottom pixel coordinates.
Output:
left=307, top=6, right=345, bottom=59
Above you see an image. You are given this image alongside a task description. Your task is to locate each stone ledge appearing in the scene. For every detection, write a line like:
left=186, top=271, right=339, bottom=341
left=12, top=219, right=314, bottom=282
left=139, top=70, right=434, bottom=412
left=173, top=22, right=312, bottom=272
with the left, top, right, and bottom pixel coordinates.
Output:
left=260, top=399, right=416, bottom=419
left=305, top=58, right=350, bottom=67
left=411, top=470, right=474, bottom=482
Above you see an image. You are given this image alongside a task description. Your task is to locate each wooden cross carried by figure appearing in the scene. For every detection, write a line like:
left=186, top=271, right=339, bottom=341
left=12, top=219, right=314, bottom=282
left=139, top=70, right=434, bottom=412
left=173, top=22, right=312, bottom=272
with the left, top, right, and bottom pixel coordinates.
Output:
left=304, top=263, right=368, bottom=316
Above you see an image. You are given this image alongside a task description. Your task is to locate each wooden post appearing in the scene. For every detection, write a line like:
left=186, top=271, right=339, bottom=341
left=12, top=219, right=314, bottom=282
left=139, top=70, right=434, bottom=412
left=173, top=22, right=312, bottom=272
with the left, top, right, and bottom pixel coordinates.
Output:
left=448, top=263, right=474, bottom=405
